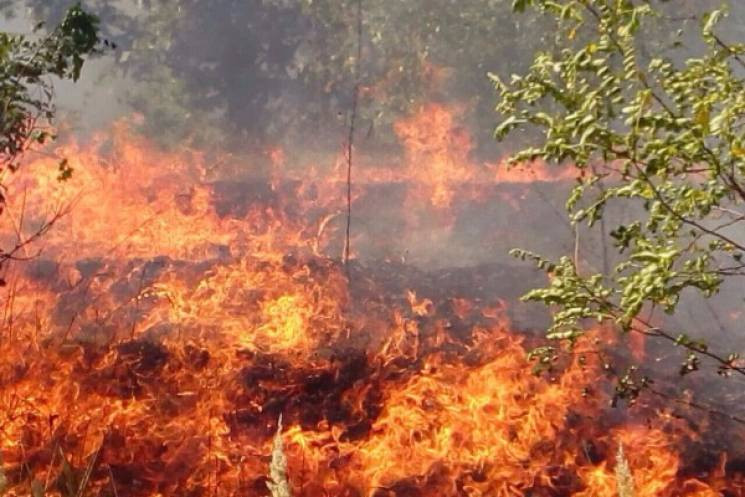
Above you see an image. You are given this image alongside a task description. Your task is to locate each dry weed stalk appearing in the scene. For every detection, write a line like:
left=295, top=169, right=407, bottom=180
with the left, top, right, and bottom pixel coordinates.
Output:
left=615, top=444, right=635, bottom=497
left=0, top=455, right=6, bottom=496
left=267, top=415, right=292, bottom=497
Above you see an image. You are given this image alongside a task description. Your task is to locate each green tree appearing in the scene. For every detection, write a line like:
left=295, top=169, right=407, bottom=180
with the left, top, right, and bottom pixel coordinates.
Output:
left=3, top=0, right=554, bottom=153
left=0, top=3, right=104, bottom=268
left=495, top=0, right=745, bottom=399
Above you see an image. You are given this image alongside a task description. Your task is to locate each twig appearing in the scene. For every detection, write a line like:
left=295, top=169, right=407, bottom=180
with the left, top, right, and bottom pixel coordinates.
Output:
left=314, top=211, right=341, bottom=257
left=0, top=200, right=72, bottom=266
left=107, top=465, right=119, bottom=497
left=573, top=223, right=580, bottom=270
left=43, top=440, right=59, bottom=492
left=713, top=34, right=745, bottom=71
left=343, top=0, right=362, bottom=270
left=569, top=277, right=745, bottom=378
left=130, top=265, right=148, bottom=339
left=75, top=442, right=101, bottom=497
left=646, top=385, right=745, bottom=426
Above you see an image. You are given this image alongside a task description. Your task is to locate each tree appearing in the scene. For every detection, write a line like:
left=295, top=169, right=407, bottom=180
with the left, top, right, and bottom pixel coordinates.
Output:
left=0, top=3, right=104, bottom=269
left=2, top=0, right=554, bottom=154
left=494, top=0, right=745, bottom=400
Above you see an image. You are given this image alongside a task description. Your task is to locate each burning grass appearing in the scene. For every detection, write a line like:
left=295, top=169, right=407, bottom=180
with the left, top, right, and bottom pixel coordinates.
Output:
left=0, top=106, right=743, bottom=496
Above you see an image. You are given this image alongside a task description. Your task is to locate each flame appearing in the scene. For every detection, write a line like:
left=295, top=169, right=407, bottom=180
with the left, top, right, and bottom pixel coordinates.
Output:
left=0, top=110, right=739, bottom=497
left=394, top=103, right=474, bottom=209
left=349, top=332, right=584, bottom=496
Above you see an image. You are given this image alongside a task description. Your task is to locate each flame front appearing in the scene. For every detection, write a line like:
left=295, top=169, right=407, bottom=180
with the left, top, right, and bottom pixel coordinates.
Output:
left=0, top=106, right=740, bottom=497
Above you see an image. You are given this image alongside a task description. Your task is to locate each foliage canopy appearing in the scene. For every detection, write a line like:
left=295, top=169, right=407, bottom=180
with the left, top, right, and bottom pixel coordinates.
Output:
left=0, top=3, right=104, bottom=182
left=495, top=0, right=745, bottom=396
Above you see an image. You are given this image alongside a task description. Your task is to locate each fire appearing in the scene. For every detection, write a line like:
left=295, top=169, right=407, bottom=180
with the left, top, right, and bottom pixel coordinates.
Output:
left=0, top=107, right=741, bottom=497
left=349, top=333, right=584, bottom=496
left=392, top=103, right=575, bottom=211
left=394, top=103, right=474, bottom=209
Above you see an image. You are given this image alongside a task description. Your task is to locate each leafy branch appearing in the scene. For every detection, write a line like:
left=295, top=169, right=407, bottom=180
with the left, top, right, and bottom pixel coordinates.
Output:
left=497, top=0, right=745, bottom=389
left=0, top=3, right=107, bottom=197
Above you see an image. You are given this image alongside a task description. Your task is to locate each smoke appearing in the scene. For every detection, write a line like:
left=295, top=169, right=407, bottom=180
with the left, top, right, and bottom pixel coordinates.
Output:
left=3, top=0, right=745, bottom=398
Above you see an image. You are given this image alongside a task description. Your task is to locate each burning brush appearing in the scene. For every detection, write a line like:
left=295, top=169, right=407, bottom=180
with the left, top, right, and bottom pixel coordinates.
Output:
left=0, top=112, right=743, bottom=497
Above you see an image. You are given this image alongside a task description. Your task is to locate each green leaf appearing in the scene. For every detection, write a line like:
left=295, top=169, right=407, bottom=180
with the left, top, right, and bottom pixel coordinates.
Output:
left=512, top=0, right=530, bottom=13
left=702, top=9, right=724, bottom=42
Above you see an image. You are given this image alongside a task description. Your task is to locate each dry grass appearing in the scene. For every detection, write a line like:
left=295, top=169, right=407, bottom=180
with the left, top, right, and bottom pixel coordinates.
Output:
left=267, top=415, right=292, bottom=497
left=2, top=421, right=641, bottom=497
left=615, top=444, right=635, bottom=497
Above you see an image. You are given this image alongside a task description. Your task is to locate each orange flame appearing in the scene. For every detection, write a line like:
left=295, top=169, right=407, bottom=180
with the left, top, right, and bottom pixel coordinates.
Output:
left=0, top=111, right=737, bottom=497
